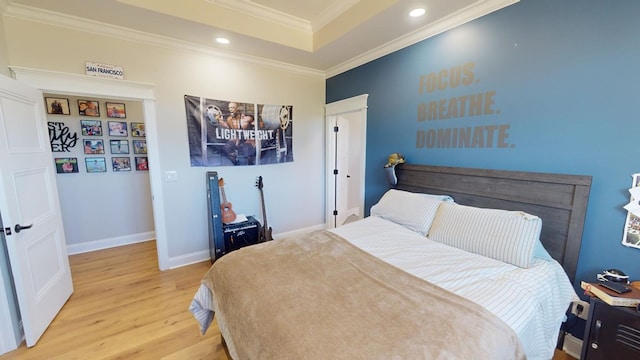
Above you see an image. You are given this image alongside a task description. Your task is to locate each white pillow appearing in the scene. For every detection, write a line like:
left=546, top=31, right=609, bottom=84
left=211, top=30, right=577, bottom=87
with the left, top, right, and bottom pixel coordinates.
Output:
left=370, top=189, right=452, bottom=235
left=418, top=193, right=455, bottom=202
left=533, top=240, right=553, bottom=260
left=428, top=202, right=541, bottom=268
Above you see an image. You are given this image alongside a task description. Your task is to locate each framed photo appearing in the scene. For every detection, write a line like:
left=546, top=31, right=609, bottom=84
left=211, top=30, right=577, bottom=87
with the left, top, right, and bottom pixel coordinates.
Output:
left=112, top=157, right=131, bottom=172
left=622, top=173, right=640, bottom=249
left=133, top=139, right=147, bottom=154
left=108, top=121, right=128, bottom=137
left=106, top=102, right=126, bottom=118
left=54, top=157, right=78, bottom=173
left=110, top=140, right=129, bottom=154
left=77, top=100, right=100, bottom=117
left=135, top=157, right=149, bottom=171
left=83, top=139, right=105, bottom=154
left=131, top=122, right=145, bottom=137
left=80, top=120, right=103, bottom=136
left=85, top=157, right=107, bottom=173
left=45, top=97, right=70, bottom=115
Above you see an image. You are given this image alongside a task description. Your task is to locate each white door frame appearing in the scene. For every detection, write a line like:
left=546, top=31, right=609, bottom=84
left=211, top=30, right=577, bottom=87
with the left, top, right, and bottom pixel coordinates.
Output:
left=325, top=94, right=368, bottom=227
left=9, top=67, right=169, bottom=270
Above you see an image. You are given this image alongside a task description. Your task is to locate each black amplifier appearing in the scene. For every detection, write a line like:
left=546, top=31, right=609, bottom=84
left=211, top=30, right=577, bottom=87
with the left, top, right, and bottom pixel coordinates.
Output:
left=221, top=216, right=261, bottom=255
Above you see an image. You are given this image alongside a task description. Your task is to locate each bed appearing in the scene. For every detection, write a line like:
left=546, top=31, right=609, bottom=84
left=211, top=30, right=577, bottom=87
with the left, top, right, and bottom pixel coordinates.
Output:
left=190, top=164, right=592, bottom=360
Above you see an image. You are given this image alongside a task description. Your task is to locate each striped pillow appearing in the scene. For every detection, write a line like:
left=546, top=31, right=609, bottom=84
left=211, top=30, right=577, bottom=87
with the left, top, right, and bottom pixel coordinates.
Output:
left=428, top=202, right=541, bottom=268
left=370, top=189, right=451, bottom=235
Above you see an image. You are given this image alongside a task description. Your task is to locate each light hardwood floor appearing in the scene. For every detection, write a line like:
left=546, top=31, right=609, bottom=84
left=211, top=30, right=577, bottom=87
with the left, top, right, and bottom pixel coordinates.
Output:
left=0, top=240, right=577, bottom=359
left=0, top=241, right=228, bottom=360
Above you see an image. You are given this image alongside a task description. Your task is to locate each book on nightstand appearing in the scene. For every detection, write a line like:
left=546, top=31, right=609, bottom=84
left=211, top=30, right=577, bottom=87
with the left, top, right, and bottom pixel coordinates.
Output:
left=581, top=281, right=640, bottom=307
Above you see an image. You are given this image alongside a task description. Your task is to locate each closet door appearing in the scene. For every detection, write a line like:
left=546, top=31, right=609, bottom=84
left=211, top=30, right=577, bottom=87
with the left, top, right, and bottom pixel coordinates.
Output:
left=325, top=95, right=368, bottom=228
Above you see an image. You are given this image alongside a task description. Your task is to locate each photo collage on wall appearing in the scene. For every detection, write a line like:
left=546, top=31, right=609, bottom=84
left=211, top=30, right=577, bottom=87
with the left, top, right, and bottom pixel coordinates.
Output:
left=46, top=97, right=148, bottom=173
left=184, top=95, right=293, bottom=167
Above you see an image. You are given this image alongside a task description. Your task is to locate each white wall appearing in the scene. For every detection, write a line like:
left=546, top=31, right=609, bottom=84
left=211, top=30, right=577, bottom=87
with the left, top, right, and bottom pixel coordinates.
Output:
left=2, top=15, right=326, bottom=265
left=0, top=12, right=9, bottom=77
left=44, top=94, right=154, bottom=253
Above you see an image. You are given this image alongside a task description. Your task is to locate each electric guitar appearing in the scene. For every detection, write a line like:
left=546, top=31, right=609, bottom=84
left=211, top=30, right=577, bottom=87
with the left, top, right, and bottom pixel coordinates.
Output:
left=219, top=178, right=237, bottom=224
left=255, top=176, right=273, bottom=242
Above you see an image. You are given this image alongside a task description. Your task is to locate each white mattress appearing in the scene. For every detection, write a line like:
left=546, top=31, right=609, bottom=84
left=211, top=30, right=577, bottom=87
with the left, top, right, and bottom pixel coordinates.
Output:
left=329, top=216, right=578, bottom=360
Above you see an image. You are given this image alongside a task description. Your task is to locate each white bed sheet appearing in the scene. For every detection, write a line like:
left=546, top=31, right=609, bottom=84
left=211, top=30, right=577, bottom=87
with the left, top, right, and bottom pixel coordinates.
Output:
left=329, top=216, right=578, bottom=360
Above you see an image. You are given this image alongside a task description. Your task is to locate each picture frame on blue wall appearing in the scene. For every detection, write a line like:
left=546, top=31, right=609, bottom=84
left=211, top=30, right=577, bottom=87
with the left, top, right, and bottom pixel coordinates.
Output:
left=622, top=173, right=640, bottom=249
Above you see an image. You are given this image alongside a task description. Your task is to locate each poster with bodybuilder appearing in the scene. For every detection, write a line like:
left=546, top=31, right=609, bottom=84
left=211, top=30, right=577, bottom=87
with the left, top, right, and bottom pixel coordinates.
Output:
left=184, top=95, right=293, bottom=167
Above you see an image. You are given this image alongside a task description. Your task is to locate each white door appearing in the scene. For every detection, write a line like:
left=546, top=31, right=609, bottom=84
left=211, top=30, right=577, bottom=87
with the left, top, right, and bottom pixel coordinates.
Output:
left=332, top=114, right=365, bottom=226
left=325, top=95, right=368, bottom=228
left=0, top=74, right=73, bottom=347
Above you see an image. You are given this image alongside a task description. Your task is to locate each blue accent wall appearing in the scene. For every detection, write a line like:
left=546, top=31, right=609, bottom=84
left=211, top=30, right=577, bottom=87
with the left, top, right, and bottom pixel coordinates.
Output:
left=326, top=0, right=640, bottom=287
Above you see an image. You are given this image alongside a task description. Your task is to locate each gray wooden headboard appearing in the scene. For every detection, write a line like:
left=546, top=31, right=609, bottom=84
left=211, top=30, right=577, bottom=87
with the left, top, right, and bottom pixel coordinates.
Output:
left=395, top=164, right=592, bottom=282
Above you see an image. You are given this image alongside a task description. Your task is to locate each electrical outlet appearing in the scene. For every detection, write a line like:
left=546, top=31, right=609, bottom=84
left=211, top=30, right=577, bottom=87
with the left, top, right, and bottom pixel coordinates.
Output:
left=571, top=300, right=590, bottom=320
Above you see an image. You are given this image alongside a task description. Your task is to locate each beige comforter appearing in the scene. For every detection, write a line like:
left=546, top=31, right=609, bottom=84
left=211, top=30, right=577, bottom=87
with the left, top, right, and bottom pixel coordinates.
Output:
left=201, top=230, right=525, bottom=360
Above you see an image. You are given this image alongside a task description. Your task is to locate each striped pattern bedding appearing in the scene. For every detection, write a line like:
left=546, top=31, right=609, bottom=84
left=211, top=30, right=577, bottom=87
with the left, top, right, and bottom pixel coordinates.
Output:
left=428, top=202, right=541, bottom=268
left=190, top=285, right=214, bottom=335
left=330, top=216, right=578, bottom=360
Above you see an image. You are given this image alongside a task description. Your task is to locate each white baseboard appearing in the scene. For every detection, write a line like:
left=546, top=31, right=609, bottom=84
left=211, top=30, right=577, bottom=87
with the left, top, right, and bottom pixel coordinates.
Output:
left=66, top=231, right=156, bottom=255
left=273, top=223, right=327, bottom=239
left=167, top=250, right=211, bottom=269
left=166, top=223, right=328, bottom=269
left=67, top=223, right=334, bottom=269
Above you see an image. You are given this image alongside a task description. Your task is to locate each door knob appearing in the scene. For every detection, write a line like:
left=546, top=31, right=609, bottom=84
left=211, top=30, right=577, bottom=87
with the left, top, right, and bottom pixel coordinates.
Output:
left=14, top=223, right=33, bottom=233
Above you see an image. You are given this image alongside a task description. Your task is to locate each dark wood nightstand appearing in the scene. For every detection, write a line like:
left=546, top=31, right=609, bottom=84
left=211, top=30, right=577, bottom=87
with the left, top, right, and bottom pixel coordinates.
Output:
left=580, top=297, right=640, bottom=359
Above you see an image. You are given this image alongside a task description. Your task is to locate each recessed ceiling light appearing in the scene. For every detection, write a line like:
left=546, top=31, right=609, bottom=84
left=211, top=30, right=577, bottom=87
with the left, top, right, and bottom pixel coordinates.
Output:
left=216, top=37, right=230, bottom=44
left=409, top=8, right=426, bottom=17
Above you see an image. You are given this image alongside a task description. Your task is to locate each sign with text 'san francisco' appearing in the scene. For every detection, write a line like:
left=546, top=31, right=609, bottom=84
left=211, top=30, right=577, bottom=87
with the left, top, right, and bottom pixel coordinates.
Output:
left=85, top=61, right=124, bottom=80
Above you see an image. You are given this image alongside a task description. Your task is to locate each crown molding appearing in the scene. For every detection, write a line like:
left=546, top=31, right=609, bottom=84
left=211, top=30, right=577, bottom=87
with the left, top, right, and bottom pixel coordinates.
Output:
left=206, top=0, right=312, bottom=33
left=205, top=0, right=359, bottom=34
left=325, top=0, right=519, bottom=78
left=3, top=3, right=324, bottom=77
left=311, top=0, right=359, bottom=32
left=4, top=0, right=517, bottom=79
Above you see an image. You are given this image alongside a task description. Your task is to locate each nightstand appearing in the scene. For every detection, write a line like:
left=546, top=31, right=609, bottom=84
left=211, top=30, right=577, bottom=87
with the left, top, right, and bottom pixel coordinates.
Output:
left=580, top=297, right=640, bottom=359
